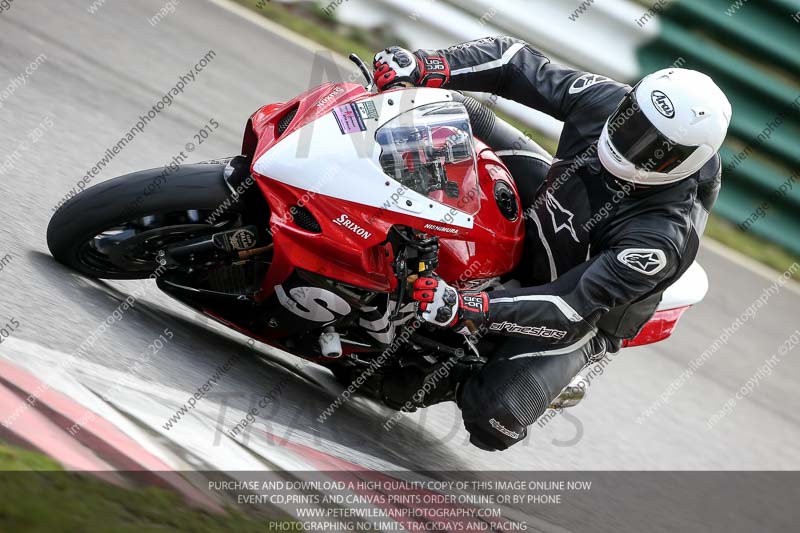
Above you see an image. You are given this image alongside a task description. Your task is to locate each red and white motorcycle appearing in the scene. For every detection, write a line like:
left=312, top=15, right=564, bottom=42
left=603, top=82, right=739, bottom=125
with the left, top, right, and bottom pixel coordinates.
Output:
left=47, top=55, right=707, bottom=409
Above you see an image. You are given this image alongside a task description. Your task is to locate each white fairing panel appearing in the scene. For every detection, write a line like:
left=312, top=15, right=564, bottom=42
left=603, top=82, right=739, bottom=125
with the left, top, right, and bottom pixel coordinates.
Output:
left=253, top=88, right=474, bottom=229
left=658, top=261, right=709, bottom=310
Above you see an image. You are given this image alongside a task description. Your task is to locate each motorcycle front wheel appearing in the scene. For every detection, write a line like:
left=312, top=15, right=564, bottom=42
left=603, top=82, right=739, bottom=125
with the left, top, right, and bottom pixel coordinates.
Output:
left=47, top=163, right=244, bottom=279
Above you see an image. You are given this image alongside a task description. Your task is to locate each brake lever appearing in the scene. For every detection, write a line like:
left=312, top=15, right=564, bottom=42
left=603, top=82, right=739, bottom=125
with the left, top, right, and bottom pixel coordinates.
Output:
left=349, top=53, right=375, bottom=92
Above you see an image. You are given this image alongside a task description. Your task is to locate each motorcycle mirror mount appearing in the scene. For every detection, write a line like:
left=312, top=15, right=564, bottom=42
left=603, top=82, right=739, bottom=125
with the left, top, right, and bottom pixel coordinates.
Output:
left=349, top=53, right=376, bottom=92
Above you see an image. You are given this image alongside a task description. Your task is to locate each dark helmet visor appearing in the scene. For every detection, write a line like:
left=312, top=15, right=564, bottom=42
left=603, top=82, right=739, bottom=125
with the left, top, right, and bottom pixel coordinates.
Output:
left=607, top=89, right=699, bottom=174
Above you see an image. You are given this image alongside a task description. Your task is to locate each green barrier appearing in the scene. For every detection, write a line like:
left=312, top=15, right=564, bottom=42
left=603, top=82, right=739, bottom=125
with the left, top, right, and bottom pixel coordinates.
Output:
left=651, top=23, right=800, bottom=167
left=637, top=0, right=800, bottom=255
left=666, top=0, right=800, bottom=75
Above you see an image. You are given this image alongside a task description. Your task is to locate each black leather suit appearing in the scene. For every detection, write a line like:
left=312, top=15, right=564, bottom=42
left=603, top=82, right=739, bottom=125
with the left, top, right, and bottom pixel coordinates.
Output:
left=418, top=36, right=720, bottom=450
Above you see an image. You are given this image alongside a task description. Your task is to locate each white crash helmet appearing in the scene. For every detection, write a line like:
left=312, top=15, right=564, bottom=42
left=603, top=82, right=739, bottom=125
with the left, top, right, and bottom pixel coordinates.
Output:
left=598, top=68, right=732, bottom=185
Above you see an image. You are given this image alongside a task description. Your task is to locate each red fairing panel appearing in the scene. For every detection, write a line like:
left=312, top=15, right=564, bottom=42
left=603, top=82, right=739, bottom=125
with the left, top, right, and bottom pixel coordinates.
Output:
left=246, top=84, right=525, bottom=298
left=257, top=179, right=399, bottom=296
left=434, top=145, right=524, bottom=288
left=245, top=82, right=369, bottom=161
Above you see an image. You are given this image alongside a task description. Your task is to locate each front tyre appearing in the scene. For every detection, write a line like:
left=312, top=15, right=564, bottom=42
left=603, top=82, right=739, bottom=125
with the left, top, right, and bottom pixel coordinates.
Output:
left=47, top=163, right=242, bottom=279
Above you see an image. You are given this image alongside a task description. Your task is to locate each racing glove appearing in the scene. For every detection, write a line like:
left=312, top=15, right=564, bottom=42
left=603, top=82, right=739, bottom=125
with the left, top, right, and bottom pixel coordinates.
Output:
left=412, top=276, right=488, bottom=333
left=373, top=46, right=450, bottom=92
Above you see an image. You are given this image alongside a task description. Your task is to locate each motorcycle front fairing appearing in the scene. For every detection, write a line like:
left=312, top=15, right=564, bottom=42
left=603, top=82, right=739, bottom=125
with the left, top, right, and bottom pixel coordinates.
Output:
left=248, top=86, right=523, bottom=300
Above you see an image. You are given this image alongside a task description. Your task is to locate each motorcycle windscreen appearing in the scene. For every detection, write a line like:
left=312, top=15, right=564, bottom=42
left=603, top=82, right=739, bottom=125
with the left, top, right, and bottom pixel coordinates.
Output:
left=375, top=102, right=480, bottom=216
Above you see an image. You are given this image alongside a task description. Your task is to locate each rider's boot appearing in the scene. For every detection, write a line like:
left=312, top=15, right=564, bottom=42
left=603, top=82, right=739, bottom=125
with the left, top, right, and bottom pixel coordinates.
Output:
left=381, top=356, right=482, bottom=411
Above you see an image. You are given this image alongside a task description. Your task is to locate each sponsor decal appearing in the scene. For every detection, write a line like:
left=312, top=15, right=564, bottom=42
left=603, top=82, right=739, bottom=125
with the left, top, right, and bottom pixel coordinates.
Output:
left=423, top=56, right=447, bottom=72
left=276, top=285, right=352, bottom=322
left=316, top=85, right=345, bottom=108
left=568, top=73, right=612, bottom=94
left=332, top=102, right=367, bottom=134
left=334, top=213, right=373, bottom=239
left=424, top=223, right=459, bottom=234
left=229, top=229, right=256, bottom=250
left=617, top=248, right=667, bottom=276
left=490, top=418, right=521, bottom=440
left=545, top=192, right=579, bottom=243
left=489, top=321, right=567, bottom=339
left=355, top=100, right=379, bottom=121
left=358, top=302, right=400, bottom=345
left=461, top=294, right=486, bottom=313
left=651, top=90, right=675, bottom=118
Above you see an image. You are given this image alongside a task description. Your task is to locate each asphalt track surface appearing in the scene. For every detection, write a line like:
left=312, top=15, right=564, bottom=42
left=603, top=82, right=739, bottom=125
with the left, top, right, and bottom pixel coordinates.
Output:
left=1, top=0, right=799, bottom=525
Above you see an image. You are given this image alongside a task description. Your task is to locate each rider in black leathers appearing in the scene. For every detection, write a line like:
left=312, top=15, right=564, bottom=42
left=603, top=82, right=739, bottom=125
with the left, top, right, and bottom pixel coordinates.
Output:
left=373, top=36, right=731, bottom=451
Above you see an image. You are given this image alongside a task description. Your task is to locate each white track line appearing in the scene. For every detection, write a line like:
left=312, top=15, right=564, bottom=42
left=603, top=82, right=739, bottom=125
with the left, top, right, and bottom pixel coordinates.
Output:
left=0, top=337, right=403, bottom=472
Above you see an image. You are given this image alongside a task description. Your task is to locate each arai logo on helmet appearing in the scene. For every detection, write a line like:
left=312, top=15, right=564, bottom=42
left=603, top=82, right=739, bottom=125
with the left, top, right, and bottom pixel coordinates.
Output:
left=651, top=90, right=675, bottom=118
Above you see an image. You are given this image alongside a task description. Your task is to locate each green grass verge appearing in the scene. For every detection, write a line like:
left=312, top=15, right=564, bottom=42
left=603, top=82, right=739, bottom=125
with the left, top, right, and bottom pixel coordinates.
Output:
left=704, top=216, right=799, bottom=272
left=0, top=443, right=291, bottom=533
left=233, top=0, right=797, bottom=273
left=233, top=0, right=375, bottom=61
